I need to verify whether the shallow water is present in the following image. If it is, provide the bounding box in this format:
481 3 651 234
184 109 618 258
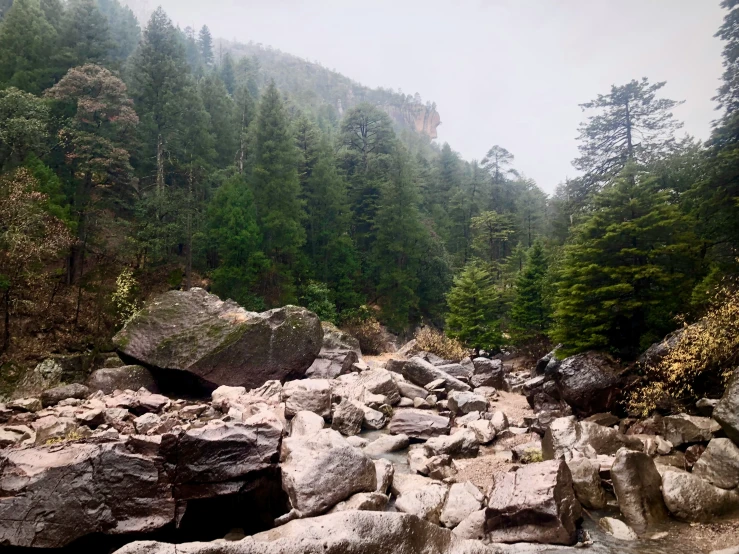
360 428 412 473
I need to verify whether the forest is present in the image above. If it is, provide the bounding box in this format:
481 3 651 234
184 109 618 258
1 0 739 403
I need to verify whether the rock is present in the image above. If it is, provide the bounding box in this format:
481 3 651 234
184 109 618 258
409 446 432 475
714 370 739 445
662 469 739 521
356 369 402 406
134 412 161 434
685 444 706 469
577 421 643 455
598 517 638 541
374 458 394 494
567 458 607 509
534 346 561 376
453 509 486 541
638 327 689 367
395 481 449 524
331 399 365 436
364 433 409 457
470 358 506 389
8 397 42 412
133 391 169 414
40 384 90 407
398 380 429 400
425 378 447 391
447 391 487 415
552 352 622 416
306 350 359 379
400 356 470 392
696 397 720 416
361 404 389 430
388 409 451 440
485 460 581 545
693 438 739 490
0 440 175 548
113 288 323 390
0 426 32 447
414 397 432 409
584 412 620 427
425 429 479 459
390 473 435 496
87 365 158 395
490 411 509 434
346 436 368 448
283 379 332 419
661 413 720 447
328 492 389 513
542 417 642 460
437 363 471 380
440 482 484 528
610 449 668 534
32 415 78 445
710 547 739 554
466 419 496 444
280 429 376 517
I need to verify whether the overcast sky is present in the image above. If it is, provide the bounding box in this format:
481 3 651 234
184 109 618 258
133 0 726 193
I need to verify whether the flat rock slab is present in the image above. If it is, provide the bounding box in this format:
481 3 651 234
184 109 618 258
113 288 322 390
388 409 451 439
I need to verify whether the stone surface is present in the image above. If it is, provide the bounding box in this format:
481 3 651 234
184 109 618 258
331 399 365 436
374 458 394 494
280 429 377 517
388 409 451 439
32 415 78 444
465 419 496 444
542 416 642 460
552 352 622 416
599 517 638 541
328 492 389 513
283 379 332 418
661 413 720 447
398 380 429 400
610 449 668 534
113 288 323 390
714 370 739 445
400 356 471 392
440 482 485 529
395 481 449 524
693 438 739 490
360 404 389 430
364 433 409 457
87 365 159 395
567 458 607 509
447 391 487 416
134 412 161 434
470 358 506 389
40 383 90 407
662 469 739 522
485 460 581 545
425 429 479 459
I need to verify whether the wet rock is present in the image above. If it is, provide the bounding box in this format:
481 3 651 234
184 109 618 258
610 449 668 534
441 482 485 529
714 370 739 445
447 391 487 415
328 491 389 513
485 460 581 545
40 384 90 407
552 352 623 416
374 458 394 494
424 429 479 459
567 458 607 509
661 413 720 447
661 469 739 521
113 288 322 390
395 481 449 524
87 365 158 395
470 358 506 389
693 438 739 490
400 356 471 392
280 429 376 517
283 379 332 419
331 398 365 436
364 433 409 457
388 409 451 439
599 517 638 541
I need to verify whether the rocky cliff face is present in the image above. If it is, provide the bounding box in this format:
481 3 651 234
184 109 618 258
381 103 442 139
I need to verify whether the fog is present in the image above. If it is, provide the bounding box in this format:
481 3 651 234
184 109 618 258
127 0 724 193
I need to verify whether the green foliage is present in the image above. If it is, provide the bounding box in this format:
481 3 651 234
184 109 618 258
446 262 504 352
198 25 214 67
0 87 49 169
301 281 338 324
510 241 551 342
96 0 140 62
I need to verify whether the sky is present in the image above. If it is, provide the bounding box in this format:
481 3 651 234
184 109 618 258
129 0 726 194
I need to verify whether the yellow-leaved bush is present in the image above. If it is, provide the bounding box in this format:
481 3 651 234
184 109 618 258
629 284 739 416
414 327 468 362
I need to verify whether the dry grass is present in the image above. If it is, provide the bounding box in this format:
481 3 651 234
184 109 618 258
414 327 468 362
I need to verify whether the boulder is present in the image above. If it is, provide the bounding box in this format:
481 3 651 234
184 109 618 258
398 380 429 400
534 346 561 376
7 397 42 412
693 438 739 490
305 350 359 379
360 404 389 430
395 481 449 524
638 326 688 367
283 379 332 418
661 469 739 522
661 413 720 447
567 458 607 509
440 482 485 529
134 413 161 434
87 365 159 395
598 517 638 541
542 417 641 460
40 383 90 407
437 363 471 380
714 370 739 445
280 429 377 517
0 426 32 447
485 460 581 545
331 399 365 436
374 458 394 494
610 449 668 534
364 433 409 457
113 288 322 390
447 391 487 415
388 409 451 440
470 358 506 389
465 419 496 444
356 369 402 406
552 352 622 416
424 429 479 459
32 415 78 445
328 492 389 513
400 357 470 392
290 410 325 437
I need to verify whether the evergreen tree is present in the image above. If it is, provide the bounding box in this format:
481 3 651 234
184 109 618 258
198 25 214 67
250 81 305 304
220 51 236 95
0 87 50 170
510 241 550 341
482 144 518 213
552 166 701 358
233 84 255 174
183 26 201 72
198 74 236 167
446 262 504 352
61 0 112 66
97 0 140 62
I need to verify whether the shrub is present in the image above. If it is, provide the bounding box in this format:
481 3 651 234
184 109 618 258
628 283 739 416
342 306 388 355
415 327 467 362
520 448 543 464
111 268 140 325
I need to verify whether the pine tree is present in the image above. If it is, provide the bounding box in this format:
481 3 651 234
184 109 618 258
233 84 255 174
250 81 305 304
446 262 504 352
198 74 236 167
552 165 701 358
510 241 550 341
183 26 201 72
198 25 214 67
61 0 112 66
97 0 140 61
220 51 236 95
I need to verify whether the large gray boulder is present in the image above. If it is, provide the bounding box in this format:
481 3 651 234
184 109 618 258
87 365 158 395
280 429 377 517
610 449 668 534
113 288 323 390
305 323 361 379
662 469 739 522
40 383 90 407
398 357 471 392
388 409 451 439
485 460 581 545
567 458 607 509
552 351 623 416
113 512 492 554
283 379 332 419
661 413 720 447
714 370 739 445
693 438 739 490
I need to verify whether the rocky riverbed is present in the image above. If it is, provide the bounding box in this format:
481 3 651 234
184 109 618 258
1 288 738 554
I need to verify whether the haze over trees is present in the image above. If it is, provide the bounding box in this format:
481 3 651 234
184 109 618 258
0 0 738 375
